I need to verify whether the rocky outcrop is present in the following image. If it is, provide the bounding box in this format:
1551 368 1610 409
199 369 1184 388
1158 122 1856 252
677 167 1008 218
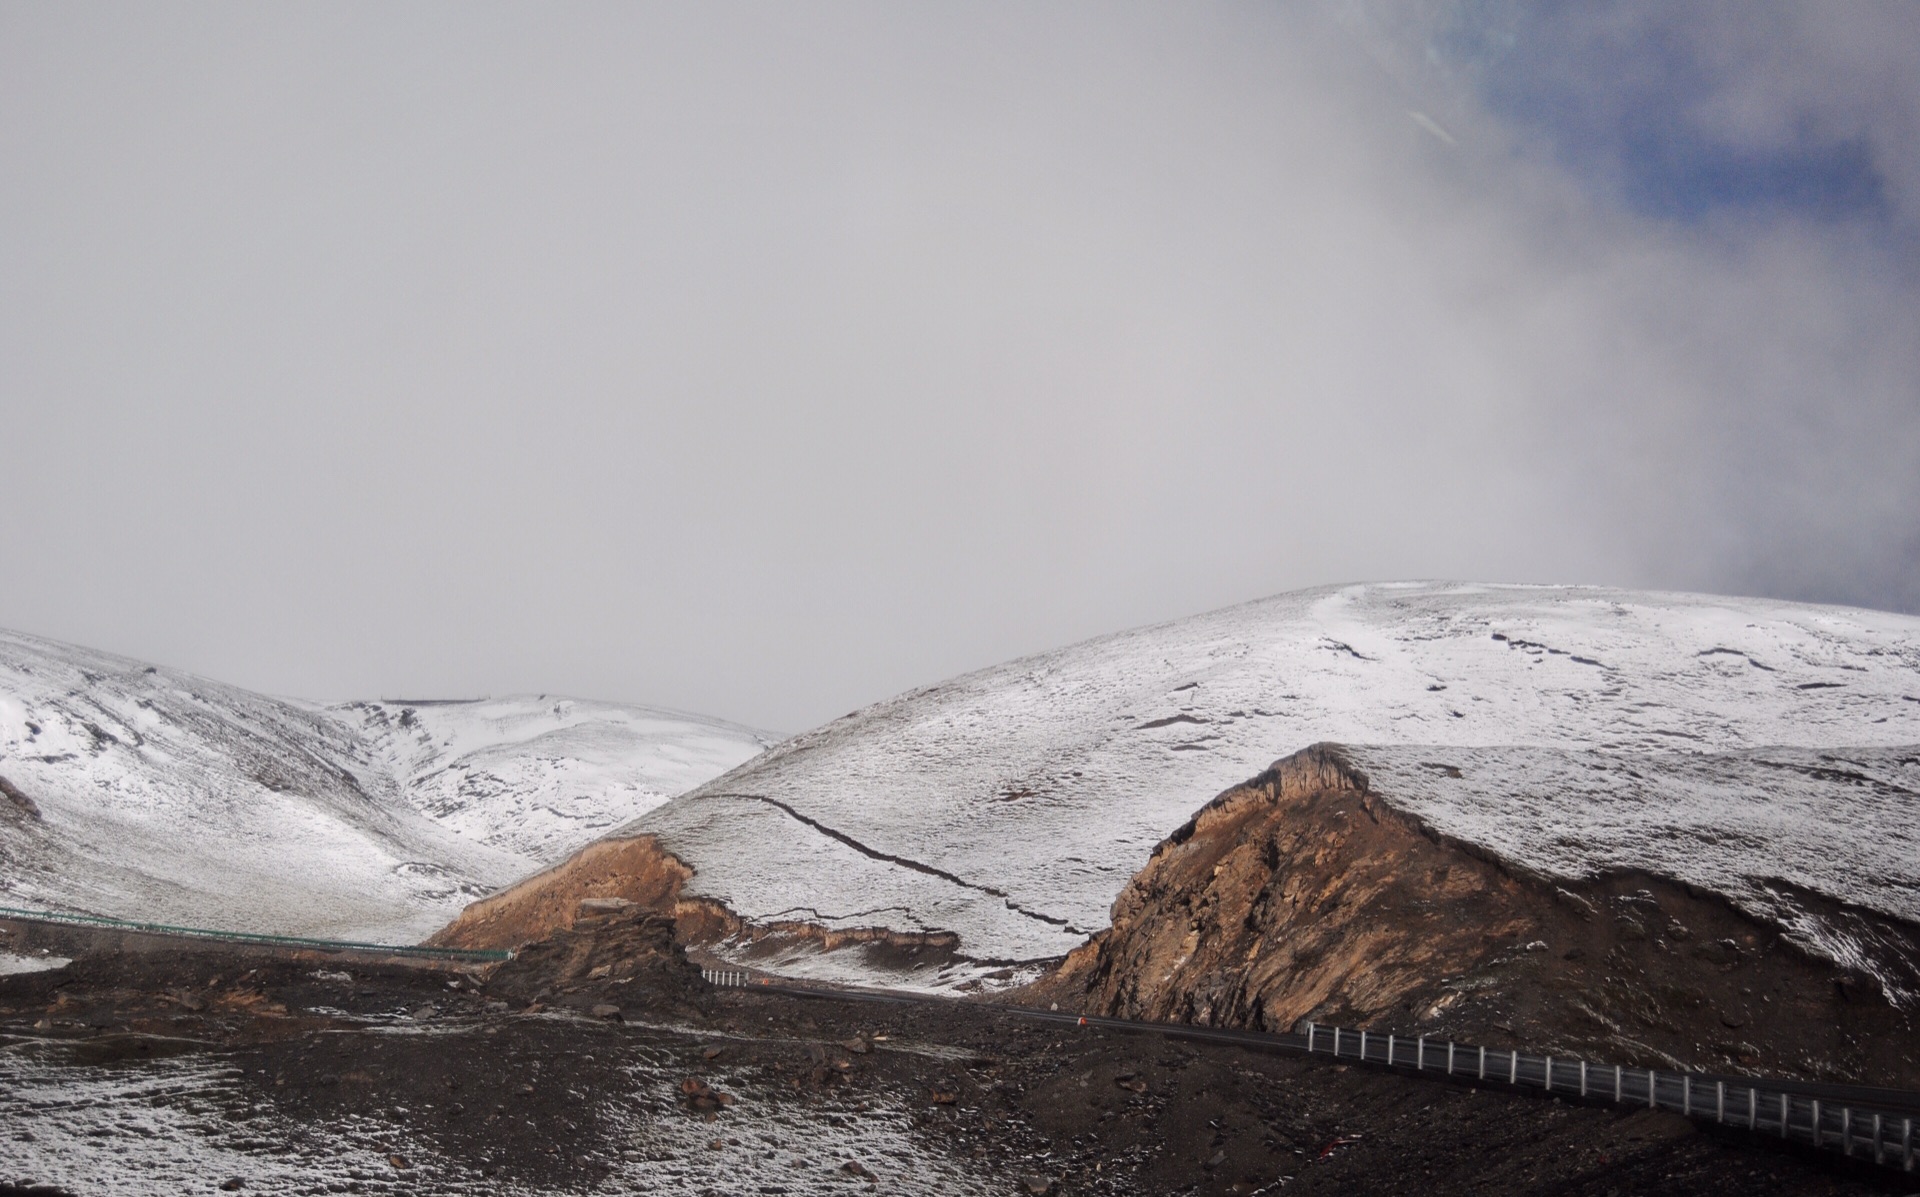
0 775 40 820
429 833 968 974
1039 744 1920 1089
484 902 709 1016
428 836 732 949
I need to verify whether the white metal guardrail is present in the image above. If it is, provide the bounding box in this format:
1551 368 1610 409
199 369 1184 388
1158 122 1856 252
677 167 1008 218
700 968 753 988
1301 1020 1916 1172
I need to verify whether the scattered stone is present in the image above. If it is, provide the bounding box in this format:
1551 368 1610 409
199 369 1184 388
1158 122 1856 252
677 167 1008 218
701 1044 726 1060
839 1036 871 1055
591 1003 623 1022
931 1089 957 1105
841 1159 875 1180
680 1076 735 1114
577 897 637 915
1018 1178 1057 1195
218 1179 244 1191
386 1153 410 1170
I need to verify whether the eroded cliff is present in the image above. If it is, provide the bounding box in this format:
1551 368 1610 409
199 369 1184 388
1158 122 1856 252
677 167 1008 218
1039 745 1920 1089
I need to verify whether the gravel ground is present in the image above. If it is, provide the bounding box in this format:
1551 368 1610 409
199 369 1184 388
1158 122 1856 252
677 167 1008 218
0 933 1904 1196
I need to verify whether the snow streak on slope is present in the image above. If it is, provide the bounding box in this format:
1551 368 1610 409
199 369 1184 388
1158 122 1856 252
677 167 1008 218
626 584 1920 978
0 631 769 942
335 698 774 865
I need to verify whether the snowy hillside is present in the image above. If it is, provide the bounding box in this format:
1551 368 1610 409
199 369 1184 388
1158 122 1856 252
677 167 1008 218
0 630 770 942
624 583 1920 980
334 697 776 865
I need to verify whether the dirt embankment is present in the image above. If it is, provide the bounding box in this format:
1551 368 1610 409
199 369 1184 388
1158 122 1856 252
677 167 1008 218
428 836 732 950
429 834 963 971
1038 744 1920 1090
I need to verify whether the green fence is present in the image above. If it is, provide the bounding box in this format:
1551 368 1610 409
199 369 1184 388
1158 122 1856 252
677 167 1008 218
0 905 511 963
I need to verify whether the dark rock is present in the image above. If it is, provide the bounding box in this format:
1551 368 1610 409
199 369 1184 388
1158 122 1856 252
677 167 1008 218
0 774 41 820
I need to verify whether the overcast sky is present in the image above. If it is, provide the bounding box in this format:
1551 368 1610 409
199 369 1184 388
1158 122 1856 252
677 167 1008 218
3 2 1917 732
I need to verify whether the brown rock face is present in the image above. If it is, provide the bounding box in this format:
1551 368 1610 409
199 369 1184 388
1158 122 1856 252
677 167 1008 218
430 833 966 972
429 836 737 951
0 775 40 820
1043 744 1920 1088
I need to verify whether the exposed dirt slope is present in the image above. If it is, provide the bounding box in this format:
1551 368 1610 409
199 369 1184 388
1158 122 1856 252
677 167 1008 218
426 836 727 950
430 835 967 979
1040 745 1920 1090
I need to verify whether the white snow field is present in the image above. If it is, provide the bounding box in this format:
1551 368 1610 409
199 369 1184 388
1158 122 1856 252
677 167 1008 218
0 630 771 942
627 583 1920 987
332 697 778 867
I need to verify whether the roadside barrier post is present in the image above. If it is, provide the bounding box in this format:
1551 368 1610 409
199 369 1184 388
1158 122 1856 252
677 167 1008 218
1545 1056 1553 1093
1716 1081 1725 1124
1509 1050 1518 1085
1811 1099 1822 1147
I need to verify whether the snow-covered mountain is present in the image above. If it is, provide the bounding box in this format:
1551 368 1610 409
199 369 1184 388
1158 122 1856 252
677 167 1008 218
610 583 1920 984
333 697 778 866
0 630 771 942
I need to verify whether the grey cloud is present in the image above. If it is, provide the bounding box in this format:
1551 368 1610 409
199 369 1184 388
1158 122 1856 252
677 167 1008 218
0 2 1914 730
